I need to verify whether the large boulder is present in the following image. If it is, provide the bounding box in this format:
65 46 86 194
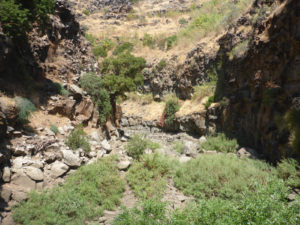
182 141 198 158
48 98 76 119
117 160 131 171
0 96 18 122
74 97 94 124
2 166 11 182
61 150 81 167
24 166 44 181
50 161 69 178
11 172 36 191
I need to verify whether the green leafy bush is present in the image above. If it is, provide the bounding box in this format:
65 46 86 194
85 33 96 45
157 59 166 71
143 33 155 48
205 95 215 108
164 99 180 127
53 82 69 96
0 0 55 38
113 199 168 225
113 42 134 55
80 73 112 124
14 97 36 124
173 140 184 154
101 38 115 51
101 52 146 120
192 83 215 102
171 181 299 225
66 125 91 152
277 158 300 188
126 153 175 199
166 35 177 50
0 0 30 38
116 157 300 225
179 18 188 26
83 9 91 16
126 135 160 160
200 133 238 153
34 0 56 25
93 45 107 58
50 124 58 135
174 154 275 199
13 157 125 225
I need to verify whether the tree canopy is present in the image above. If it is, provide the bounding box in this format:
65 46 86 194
0 0 55 38
101 52 146 97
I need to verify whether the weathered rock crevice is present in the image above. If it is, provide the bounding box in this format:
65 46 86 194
214 0 300 161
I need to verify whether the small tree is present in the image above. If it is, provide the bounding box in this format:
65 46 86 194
66 125 91 152
0 0 55 38
80 73 112 124
101 52 146 122
0 0 30 38
164 99 180 127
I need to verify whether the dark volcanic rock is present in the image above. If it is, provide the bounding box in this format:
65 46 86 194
216 0 300 161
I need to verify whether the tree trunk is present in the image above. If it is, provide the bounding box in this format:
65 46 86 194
110 93 117 124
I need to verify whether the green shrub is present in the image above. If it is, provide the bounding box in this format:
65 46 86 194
14 97 36 124
50 124 58 135
179 18 188 26
174 154 275 199
127 153 175 200
101 53 146 115
85 33 96 45
166 35 177 50
93 45 107 58
205 95 215 108
192 83 215 102
113 199 168 225
53 82 69 96
34 0 56 25
0 0 55 38
164 99 180 127
0 0 30 38
115 182 300 225
170 181 299 225
277 158 300 188
173 140 184 154
80 73 112 124
66 125 91 152
13 157 125 225
143 33 155 48
113 42 134 55
83 9 91 16
200 133 238 153
101 38 115 51
157 59 166 71
126 135 160 160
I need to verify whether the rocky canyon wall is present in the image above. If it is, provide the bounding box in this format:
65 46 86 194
215 0 300 162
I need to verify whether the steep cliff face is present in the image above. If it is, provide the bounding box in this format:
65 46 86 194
0 0 97 96
216 0 300 161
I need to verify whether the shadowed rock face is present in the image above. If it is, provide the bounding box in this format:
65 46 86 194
0 0 97 96
216 0 300 162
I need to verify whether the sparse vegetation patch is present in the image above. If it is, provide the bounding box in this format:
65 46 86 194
127 153 175 200
13 157 125 225
66 125 91 152
200 133 238 153
14 97 36 124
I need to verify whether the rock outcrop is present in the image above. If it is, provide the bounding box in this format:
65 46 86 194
0 0 97 95
215 0 300 161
